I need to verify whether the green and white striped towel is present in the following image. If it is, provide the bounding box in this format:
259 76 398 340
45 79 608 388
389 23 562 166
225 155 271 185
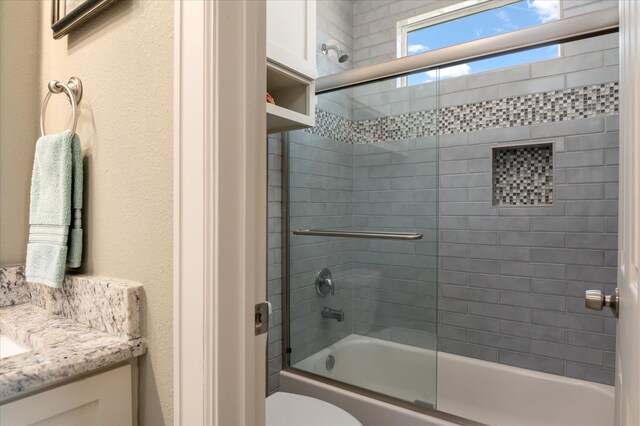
25 130 83 287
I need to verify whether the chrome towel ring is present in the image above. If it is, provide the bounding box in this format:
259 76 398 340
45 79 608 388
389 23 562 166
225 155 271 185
40 77 83 137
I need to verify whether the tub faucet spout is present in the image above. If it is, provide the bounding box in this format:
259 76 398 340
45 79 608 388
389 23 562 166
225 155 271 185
321 307 345 322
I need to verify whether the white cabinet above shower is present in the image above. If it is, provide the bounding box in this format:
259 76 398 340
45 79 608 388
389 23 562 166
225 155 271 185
267 0 316 79
266 0 316 133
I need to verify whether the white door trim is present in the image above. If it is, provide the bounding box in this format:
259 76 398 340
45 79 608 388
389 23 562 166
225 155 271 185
615 2 640 425
173 1 267 425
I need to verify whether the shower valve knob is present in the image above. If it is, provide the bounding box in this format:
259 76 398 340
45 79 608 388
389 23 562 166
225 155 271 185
315 268 334 297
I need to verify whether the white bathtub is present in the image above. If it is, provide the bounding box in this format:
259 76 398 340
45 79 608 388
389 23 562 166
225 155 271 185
287 334 614 426
295 334 437 407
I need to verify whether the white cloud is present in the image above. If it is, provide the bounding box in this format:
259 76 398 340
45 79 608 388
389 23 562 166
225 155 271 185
527 0 560 23
497 10 511 23
424 63 472 80
496 10 518 30
408 44 429 54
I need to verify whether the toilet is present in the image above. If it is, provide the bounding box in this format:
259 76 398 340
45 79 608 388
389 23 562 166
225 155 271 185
266 392 362 426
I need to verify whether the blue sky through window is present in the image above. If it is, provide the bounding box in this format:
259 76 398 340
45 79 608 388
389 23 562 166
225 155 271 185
406 0 560 85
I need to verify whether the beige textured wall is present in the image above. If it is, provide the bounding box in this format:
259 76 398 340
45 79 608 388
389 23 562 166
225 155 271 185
0 1 40 265
36 1 173 424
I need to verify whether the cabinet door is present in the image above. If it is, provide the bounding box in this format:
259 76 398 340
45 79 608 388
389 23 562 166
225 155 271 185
267 0 316 79
0 365 133 426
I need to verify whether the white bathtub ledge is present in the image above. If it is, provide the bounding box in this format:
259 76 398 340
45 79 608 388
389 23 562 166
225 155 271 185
280 370 460 426
437 351 614 426
285 334 614 426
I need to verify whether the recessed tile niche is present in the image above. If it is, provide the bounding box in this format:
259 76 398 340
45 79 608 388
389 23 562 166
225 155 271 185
492 142 554 206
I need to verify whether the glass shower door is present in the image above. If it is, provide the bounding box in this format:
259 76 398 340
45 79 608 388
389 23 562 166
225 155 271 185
285 71 439 408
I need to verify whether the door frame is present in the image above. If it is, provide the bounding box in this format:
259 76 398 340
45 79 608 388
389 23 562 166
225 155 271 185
615 1 640 424
173 1 267 425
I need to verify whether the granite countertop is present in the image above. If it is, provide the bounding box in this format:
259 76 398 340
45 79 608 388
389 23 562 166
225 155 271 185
0 267 146 401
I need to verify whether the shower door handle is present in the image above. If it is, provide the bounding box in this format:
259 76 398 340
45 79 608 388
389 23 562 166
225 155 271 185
585 288 619 318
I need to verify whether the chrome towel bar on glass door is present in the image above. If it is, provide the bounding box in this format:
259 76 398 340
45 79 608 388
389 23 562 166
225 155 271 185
293 229 423 240
40 77 83 137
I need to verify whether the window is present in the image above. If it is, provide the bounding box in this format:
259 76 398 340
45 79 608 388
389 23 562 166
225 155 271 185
398 0 561 86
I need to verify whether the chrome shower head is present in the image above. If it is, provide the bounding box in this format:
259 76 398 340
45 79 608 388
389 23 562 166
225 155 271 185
321 43 349 63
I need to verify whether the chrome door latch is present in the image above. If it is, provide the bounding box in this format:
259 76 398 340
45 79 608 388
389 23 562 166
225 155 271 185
255 301 271 335
585 288 619 318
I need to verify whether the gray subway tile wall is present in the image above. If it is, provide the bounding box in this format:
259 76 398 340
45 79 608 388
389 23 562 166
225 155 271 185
288 129 355 367
351 135 439 350
267 133 283 394
438 120 618 385
316 0 354 122
266 0 619 395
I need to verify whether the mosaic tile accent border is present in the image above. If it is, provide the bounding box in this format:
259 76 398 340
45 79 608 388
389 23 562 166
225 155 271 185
307 109 353 144
440 83 618 135
306 83 619 144
492 143 554 206
352 109 438 143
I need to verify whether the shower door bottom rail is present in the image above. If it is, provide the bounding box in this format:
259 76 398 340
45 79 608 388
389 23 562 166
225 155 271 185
293 229 423 240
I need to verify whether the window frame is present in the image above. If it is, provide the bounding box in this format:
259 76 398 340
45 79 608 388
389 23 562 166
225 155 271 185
396 0 561 87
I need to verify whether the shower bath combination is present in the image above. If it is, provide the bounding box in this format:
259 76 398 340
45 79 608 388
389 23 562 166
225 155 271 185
273 3 623 425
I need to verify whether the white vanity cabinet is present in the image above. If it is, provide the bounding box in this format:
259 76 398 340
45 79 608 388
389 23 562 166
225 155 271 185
0 364 135 426
266 0 316 133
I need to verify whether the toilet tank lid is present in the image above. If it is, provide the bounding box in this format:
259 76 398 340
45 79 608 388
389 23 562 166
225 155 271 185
266 392 362 426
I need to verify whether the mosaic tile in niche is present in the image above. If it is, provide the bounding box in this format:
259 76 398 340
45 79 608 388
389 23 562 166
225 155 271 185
492 143 554 206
